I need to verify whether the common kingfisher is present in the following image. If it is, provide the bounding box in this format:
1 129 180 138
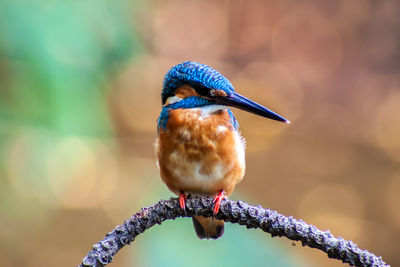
155 61 289 239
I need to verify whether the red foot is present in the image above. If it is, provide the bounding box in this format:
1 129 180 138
179 191 187 211
213 190 225 215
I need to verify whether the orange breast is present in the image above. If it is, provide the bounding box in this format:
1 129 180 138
155 108 245 196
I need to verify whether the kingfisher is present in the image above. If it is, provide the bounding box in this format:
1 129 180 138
155 61 289 239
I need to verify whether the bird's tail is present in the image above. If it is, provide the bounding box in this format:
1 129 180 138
192 216 224 239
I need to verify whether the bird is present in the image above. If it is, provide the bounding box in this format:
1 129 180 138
155 61 289 239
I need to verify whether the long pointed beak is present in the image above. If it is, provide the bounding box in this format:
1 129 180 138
215 91 290 124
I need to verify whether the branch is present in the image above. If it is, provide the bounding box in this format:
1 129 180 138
79 197 389 267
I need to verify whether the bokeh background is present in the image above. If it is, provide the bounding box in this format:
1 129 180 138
0 0 399 266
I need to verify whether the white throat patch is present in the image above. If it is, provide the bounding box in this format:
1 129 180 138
197 105 227 117
165 96 182 105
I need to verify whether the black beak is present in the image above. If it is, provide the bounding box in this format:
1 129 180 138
215 91 290 124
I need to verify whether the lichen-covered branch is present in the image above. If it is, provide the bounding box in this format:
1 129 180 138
79 197 389 267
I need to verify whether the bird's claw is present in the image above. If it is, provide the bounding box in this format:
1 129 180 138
213 190 225 216
179 191 187 212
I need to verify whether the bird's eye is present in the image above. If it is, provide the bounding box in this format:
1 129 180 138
191 84 227 98
192 84 210 97
209 89 228 98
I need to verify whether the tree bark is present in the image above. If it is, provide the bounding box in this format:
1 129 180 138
79 197 389 267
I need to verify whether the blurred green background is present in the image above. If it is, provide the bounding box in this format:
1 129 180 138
0 0 399 266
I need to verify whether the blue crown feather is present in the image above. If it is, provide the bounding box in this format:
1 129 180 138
162 61 235 104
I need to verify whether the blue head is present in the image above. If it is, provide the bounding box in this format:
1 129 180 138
162 61 235 105
158 61 289 131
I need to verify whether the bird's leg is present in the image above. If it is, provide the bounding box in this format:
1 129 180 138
179 191 187 212
212 190 225 216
